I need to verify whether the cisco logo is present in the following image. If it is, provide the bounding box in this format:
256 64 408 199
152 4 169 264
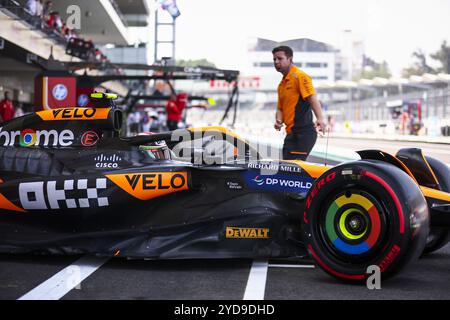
52 84 68 101
95 154 122 168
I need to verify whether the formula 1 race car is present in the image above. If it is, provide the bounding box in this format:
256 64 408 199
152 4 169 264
0 93 449 282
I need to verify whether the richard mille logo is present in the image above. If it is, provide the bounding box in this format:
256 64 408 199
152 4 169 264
95 154 122 168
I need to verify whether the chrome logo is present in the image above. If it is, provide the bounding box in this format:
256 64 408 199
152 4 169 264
20 129 36 147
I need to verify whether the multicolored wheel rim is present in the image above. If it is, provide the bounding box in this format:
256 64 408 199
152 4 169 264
323 191 382 256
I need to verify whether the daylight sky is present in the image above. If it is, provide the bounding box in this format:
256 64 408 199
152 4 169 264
169 0 450 77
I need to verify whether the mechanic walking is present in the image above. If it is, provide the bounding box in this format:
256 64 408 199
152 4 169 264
273 46 326 160
166 93 187 131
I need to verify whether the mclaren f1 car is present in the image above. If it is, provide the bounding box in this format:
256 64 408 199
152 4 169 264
0 93 449 282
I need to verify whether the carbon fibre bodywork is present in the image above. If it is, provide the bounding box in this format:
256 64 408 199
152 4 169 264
0 107 449 264
0 108 323 259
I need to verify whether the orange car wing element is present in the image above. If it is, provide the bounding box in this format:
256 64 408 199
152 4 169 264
283 160 329 178
421 186 450 202
106 172 189 201
0 193 26 212
37 108 110 121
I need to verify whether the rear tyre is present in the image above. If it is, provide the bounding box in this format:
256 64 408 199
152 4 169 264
303 161 429 282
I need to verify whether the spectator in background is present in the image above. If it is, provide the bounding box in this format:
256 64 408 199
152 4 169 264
64 27 73 41
158 109 167 131
153 81 165 97
42 1 52 20
36 0 44 18
327 115 335 133
46 11 55 28
166 94 182 131
53 11 63 32
142 112 151 133
0 92 15 122
142 111 160 133
25 0 38 16
149 111 160 132
127 111 136 135
400 109 409 135
141 111 160 133
14 103 24 118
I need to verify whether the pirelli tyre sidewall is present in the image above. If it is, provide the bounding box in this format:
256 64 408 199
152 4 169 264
303 160 429 282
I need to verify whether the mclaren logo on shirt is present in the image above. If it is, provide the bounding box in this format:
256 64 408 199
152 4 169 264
226 227 269 239
106 172 189 200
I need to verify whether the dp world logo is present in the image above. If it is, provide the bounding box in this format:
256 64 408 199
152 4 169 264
77 94 89 107
52 84 68 101
252 175 265 186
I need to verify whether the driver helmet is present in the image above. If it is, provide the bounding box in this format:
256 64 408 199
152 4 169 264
137 133 171 160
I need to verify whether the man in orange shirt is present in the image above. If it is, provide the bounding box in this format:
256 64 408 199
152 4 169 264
0 91 15 123
273 46 326 160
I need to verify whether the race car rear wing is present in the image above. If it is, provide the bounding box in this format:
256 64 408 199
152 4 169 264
0 107 122 148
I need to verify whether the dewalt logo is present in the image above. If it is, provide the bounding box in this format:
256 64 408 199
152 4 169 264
226 227 269 239
106 172 188 200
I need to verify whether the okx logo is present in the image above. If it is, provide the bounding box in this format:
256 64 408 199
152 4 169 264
106 172 189 200
19 178 109 210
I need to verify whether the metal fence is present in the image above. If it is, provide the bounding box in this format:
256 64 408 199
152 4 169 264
325 86 450 122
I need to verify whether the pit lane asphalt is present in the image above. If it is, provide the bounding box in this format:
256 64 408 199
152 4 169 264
0 243 449 300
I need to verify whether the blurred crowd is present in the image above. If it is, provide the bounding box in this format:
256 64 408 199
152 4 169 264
23 0 110 63
126 92 190 135
25 0 78 40
0 91 25 123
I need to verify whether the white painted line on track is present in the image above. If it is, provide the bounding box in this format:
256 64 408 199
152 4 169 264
243 260 268 300
19 255 109 300
268 264 315 269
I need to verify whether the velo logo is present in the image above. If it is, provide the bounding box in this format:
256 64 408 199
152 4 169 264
106 172 189 200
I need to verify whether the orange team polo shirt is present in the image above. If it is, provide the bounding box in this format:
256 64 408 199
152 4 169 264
277 65 316 134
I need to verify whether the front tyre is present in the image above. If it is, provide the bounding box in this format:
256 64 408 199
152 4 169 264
303 161 429 282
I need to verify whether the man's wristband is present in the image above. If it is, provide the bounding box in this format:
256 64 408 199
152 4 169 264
276 120 283 124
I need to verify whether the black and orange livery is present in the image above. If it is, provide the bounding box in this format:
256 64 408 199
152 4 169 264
0 98 449 282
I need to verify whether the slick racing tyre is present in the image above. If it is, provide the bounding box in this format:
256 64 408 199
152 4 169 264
422 156 450 255
303 161 429 282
